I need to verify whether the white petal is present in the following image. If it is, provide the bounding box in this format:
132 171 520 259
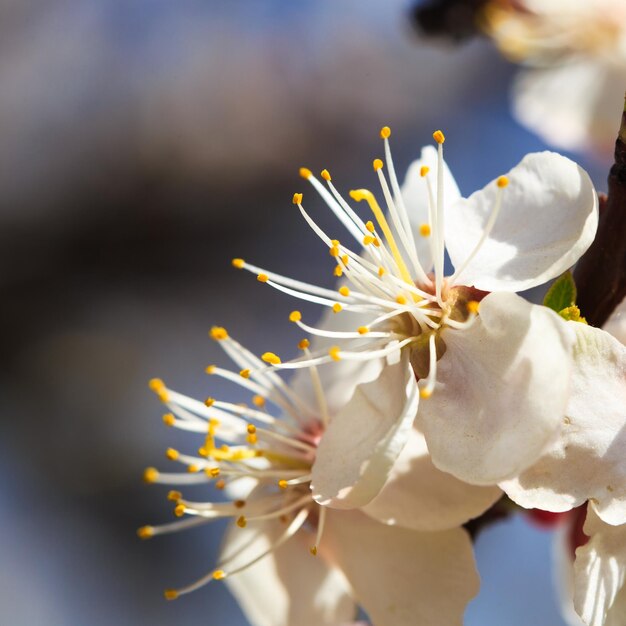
554 516 586 626
288 304 384 416
322 509 479 626
311 353 418 508
222 518 356 626
513 61 624 155
574 507 626 626
445 151 598 292
400 145 461 271
502 323 626 525
420 292 574 484
604 295 626 346
363 427 502 531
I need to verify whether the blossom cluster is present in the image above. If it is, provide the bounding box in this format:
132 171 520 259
139 126 626 626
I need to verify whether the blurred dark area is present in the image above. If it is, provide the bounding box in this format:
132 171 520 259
0 2 604 625
410 0 488 42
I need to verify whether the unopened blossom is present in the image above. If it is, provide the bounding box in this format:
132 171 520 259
482 0 626 154
234 127 598 487
139 327 484 626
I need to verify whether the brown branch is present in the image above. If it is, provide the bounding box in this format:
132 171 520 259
574 96 626 327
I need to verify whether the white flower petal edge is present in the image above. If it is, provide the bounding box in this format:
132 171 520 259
221 517 356 626
603 295 626 346
400 144 461 272
501 323 626 525
445 151 598 292
554 517 586 626
574 508 626 626
322 509 479 626
419 291 575 485
311 351 419 509
362 427 502 531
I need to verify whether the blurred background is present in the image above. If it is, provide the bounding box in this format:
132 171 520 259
0 1 611 625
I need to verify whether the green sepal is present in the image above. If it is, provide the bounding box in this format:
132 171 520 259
544 271 577 313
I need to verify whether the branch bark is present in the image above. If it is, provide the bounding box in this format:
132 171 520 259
574 96 626 327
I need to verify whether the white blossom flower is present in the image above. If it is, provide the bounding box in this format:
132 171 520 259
546 298 626 626
482 0 626 154
500 321 626 526
139 327 483 626
233 127 597 486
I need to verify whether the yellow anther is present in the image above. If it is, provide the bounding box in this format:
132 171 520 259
334 265 343 277
212 570 226 580
165 448 179 461
215 479 226 490
174 504 185 517
329 346 341 361
300 167 312 179
231 258 245 269
396 295 408 305
497 175 509 188
137 525 154 540
210 326 229 341
164 589 179 601
331 239 340 246
198 446 208 457
162 413 175 427
278 479 288 489
365 220 375 233
433 130 445 144
357 326 369 335
419 223 431 237
320 169 331 181
234 500 246 509
378 266 386 277
143 467 159 484
257 273 269 283
372 238 380 247
289 310 302 323
261 352 281 365
149 378 164 391
208 467 221 478
187 464 199 473
373 158 383 171
298 338 310 350
329 246 339 258
380 126 391 139
339 286 350 297
149 378 169 403
240 369 251 379
309 546 318 556
204 397 215 407
167 490 182 501
332 303 342 313
247 424 257 434
247 433 258 445
205 365 216 375
467 300 480 315
341 254 349 265
236 516 247 528
420 165 430 177
252 395 266 407
362 235 375 246
420 388 433 399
